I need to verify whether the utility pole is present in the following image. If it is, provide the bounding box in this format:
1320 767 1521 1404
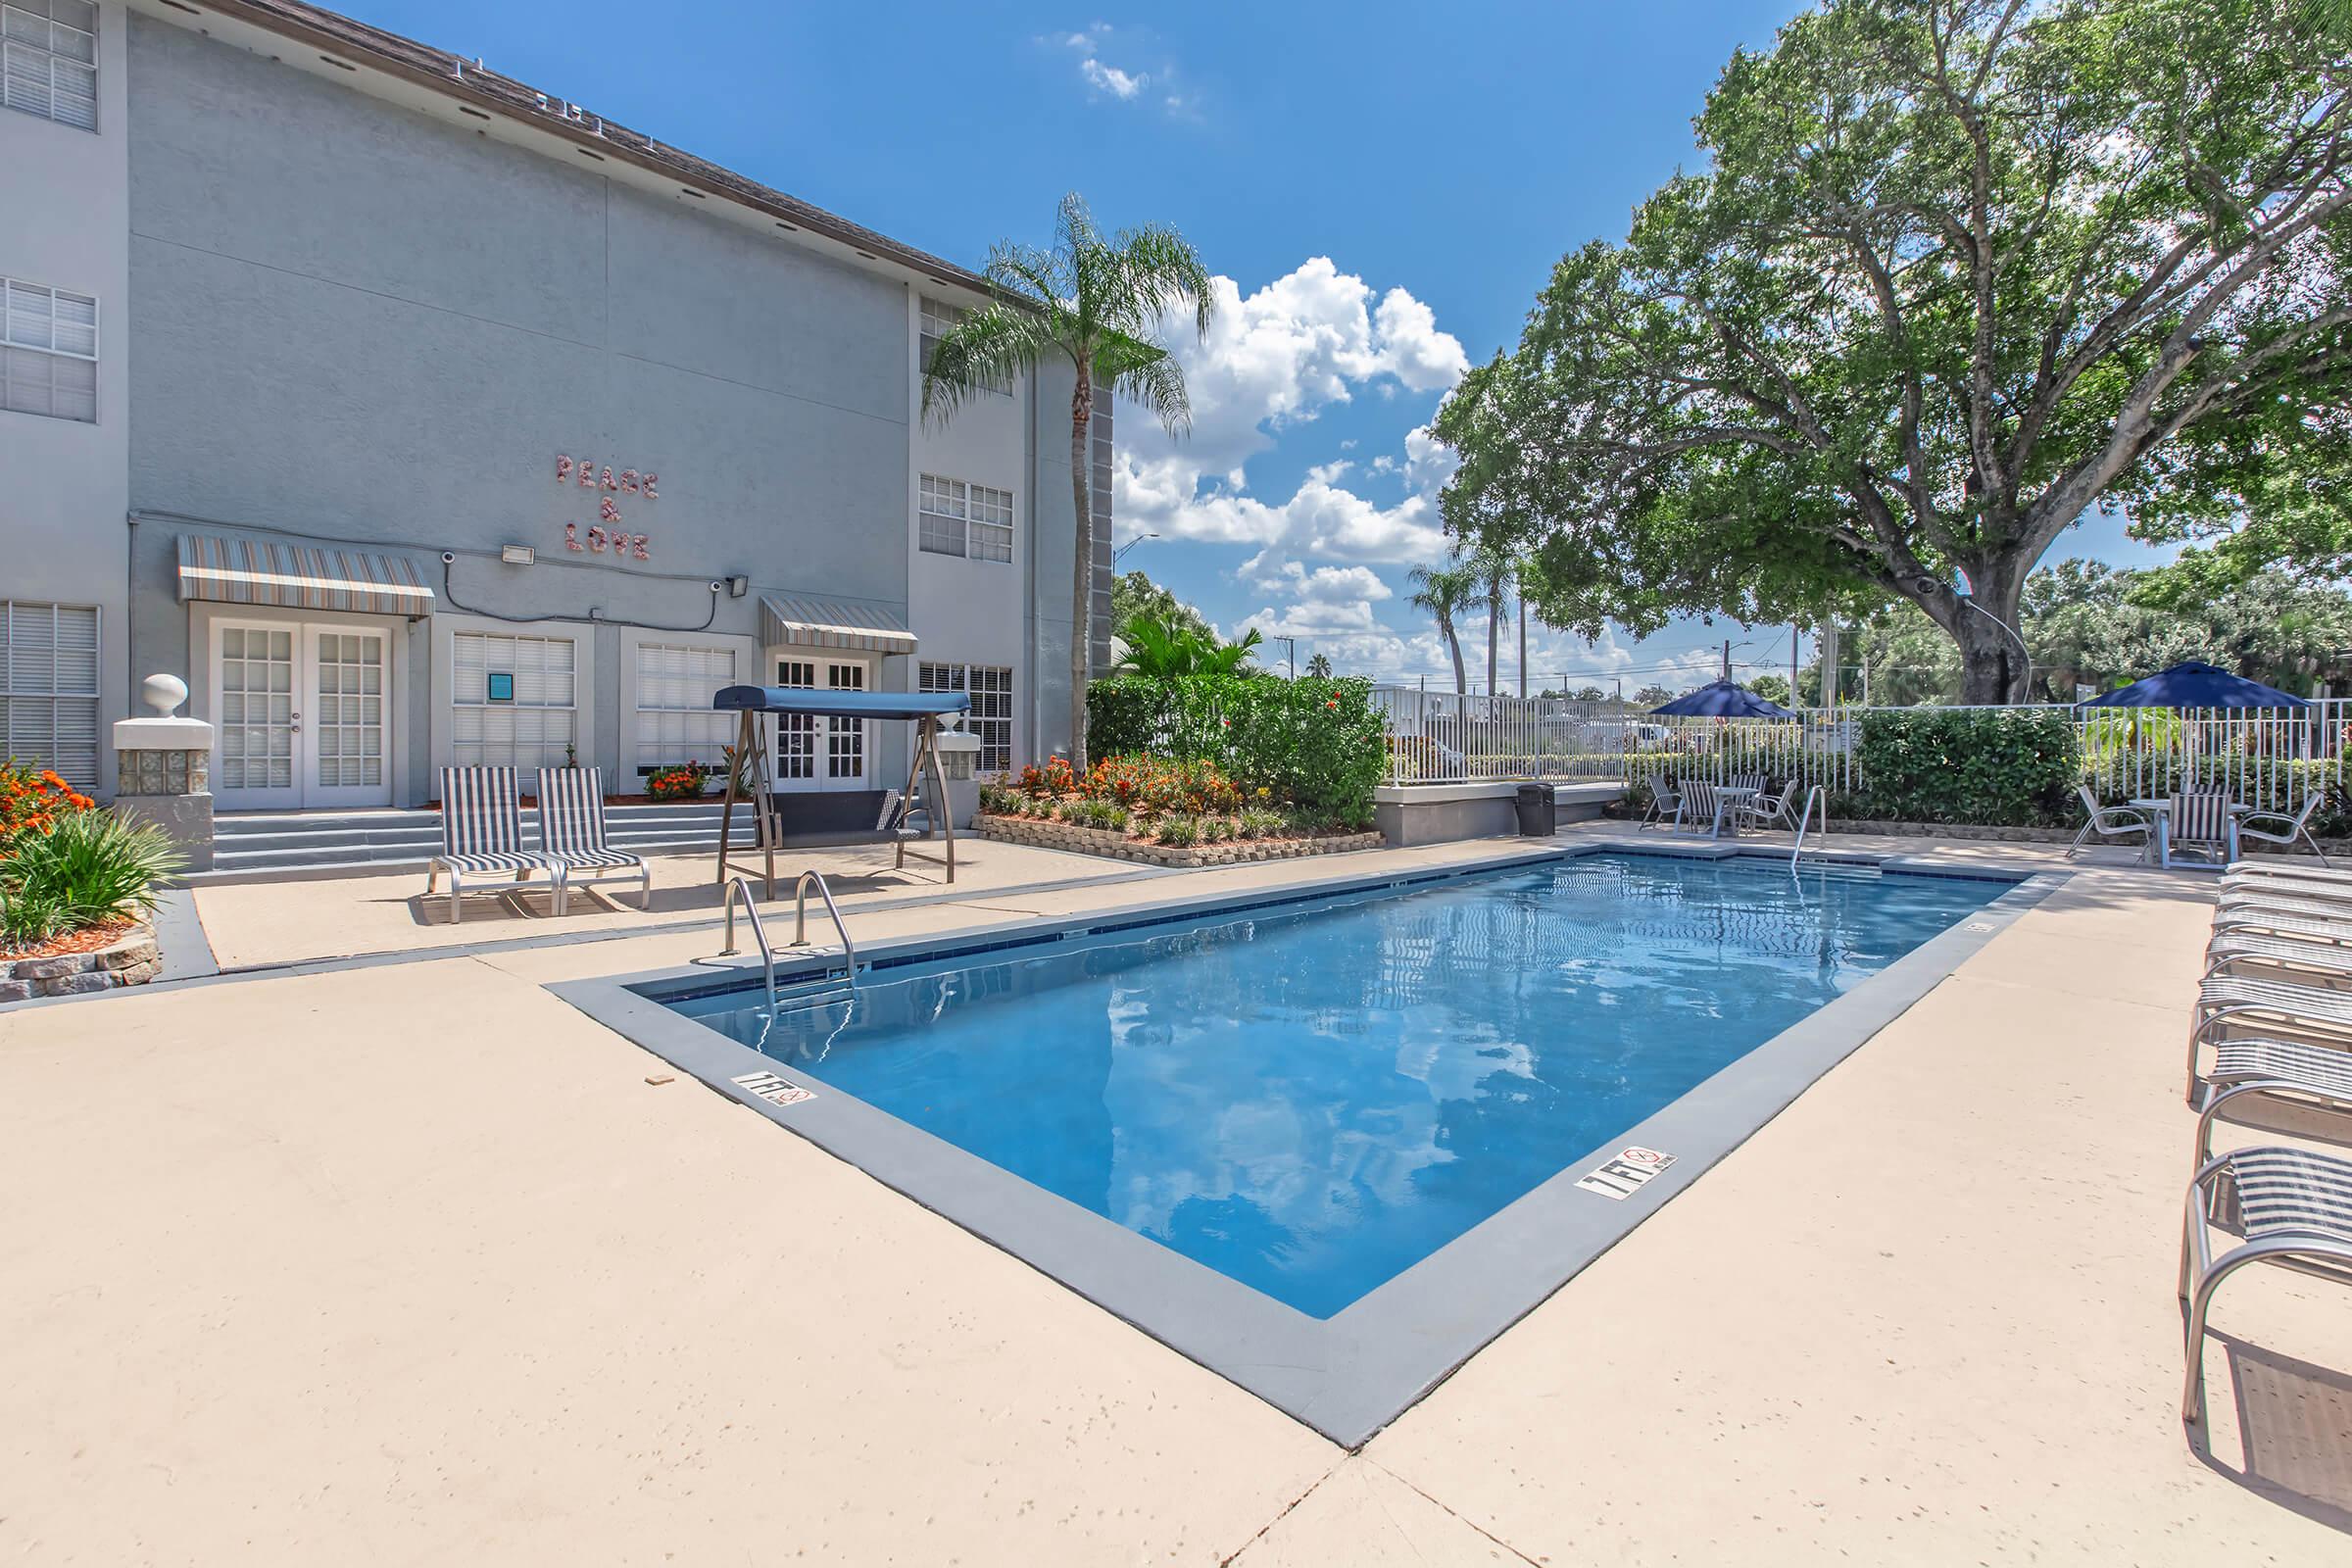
1821 622 1840 706
1721 639 1732 681
1790 626 1800 702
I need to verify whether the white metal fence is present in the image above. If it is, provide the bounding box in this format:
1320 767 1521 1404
1373 686 2352 815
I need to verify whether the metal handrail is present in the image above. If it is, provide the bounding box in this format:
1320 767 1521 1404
791 869 859 994
718 874 778 1014
1790 784 1829 868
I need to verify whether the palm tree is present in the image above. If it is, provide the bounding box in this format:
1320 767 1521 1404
921 193 1213 768
1467 543 1514 700
1305 652 1334 679
1407 562 1476 696
1113 612 1263 678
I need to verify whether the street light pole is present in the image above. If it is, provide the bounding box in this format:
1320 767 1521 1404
1111 532 1161 567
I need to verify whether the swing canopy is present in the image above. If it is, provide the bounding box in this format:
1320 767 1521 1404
711 685 970 719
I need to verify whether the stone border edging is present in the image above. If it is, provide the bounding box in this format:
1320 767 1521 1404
0 923 162 1001
975 812 1383 867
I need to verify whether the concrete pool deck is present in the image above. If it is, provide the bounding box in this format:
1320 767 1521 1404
3 826 2347 1563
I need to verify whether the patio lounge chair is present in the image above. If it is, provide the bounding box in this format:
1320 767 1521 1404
2234 795 2328 867
1639 773 1681 830
2189 973 2352 1093
2168 791 2237 865
2221 859 2352 893
2210 897 2352 940
2193 1038 2352 1165
2203 931 2352 985
2066 786 2151 860
426 765 564 924
536 766 650 914
2180 1144 2352 1423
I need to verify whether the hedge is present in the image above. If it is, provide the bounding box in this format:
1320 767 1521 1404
1848 708 2082 827
1088 675 1387 822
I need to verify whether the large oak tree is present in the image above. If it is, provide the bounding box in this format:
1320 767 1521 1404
1436 0 2352 702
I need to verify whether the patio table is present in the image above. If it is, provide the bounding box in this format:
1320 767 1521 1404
1708 785 1760 840
2130 798 2245 870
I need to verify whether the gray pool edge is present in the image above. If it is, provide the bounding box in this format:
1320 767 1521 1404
548 839 2064 1448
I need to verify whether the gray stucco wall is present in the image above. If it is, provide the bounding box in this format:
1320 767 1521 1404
123 15 929 800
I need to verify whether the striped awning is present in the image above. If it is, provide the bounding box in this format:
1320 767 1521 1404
176 534 435 617
759 593 916 656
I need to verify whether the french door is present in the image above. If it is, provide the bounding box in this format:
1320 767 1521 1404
772 656 870 792
214 621 393 810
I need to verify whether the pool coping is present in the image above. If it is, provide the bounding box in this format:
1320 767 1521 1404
548 838 2065 1448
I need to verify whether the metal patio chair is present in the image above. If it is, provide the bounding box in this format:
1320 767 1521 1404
2233 795 2330 866
1676 778 1725 838
2203 931 2352 986
1639 773 1681 830
425 765 564 923
2180 1144 2352 1424
2222 859 2352 894
536 766 650 913
1729 779 1798 835
2066 785 2151 860
2168 791 2238 866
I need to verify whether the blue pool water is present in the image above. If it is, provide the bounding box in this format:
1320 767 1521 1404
668 854 2004 1317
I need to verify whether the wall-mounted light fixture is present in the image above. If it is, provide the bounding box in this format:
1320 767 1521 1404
500 544 536 565
725 574 749 598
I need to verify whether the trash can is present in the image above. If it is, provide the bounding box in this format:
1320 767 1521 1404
1515 782 1556 836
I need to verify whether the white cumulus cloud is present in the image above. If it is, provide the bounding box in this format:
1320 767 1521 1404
1079 57 1148 99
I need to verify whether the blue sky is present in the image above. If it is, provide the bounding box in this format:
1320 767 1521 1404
352 0 2176 693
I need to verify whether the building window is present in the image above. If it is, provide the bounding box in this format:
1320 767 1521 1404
918 297 1007 395
2 275 97 423
0 600 98 790
826 662 865 778
918 661 1013 773
2 0 96 131
452 631 575 773
774 658 815 780
917 473 1014 564
633 641 736 774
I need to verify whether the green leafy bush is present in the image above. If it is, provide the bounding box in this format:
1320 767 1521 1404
1849 709 2082 826
1087 675 1386 818
0 808 185 949
1154 812 1202 847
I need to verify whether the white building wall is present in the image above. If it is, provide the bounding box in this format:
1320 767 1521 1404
906 293 1033 770
1 0 130 793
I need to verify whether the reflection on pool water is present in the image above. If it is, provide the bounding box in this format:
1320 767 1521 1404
665 854 2005 1317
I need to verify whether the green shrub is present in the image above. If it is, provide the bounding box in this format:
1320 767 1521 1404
1087 676 1386 818
1849 709 2082 826
0 808 185 949
1155 812 1201 847
1238 807 1286 838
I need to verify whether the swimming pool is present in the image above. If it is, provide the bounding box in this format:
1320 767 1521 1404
562 844 2047 1444
665 853 2006 1317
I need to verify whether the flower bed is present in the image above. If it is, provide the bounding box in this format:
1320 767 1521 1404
977 752 1382 866
1 762 182 993
976 812 1382 868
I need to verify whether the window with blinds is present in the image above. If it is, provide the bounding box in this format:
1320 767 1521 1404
917 661 1013 772
2 275 97 423
633 642 735 772
0 600 100 790
917 474 1014 564
917 298 1008 395
451 631 575 772
3 0 97 132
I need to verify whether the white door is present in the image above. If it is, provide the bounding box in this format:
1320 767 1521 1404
769 656 870 793
821 659 869 792
213 621 392 810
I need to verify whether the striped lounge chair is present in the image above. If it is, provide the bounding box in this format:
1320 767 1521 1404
426 765 563 923
536 767 650 913
2180 1144 2352 1423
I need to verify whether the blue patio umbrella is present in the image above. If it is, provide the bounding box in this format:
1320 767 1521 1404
2075 661 2311 710
1649 679 1797 718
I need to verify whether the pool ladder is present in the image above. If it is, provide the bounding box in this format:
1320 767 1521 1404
719 872 860 1016
1789 784 1829 869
